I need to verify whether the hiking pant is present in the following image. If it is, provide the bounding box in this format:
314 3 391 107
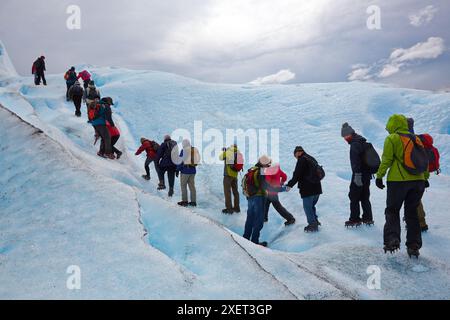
264 194 294 222
417 201 428 228
384 181 425 249
83 80 89 90
223 176 240 211
73 95 82 115
180 173 196 203
93 125 112 155
144 158 158 178
349 180 373 221
35 71 46 85
302 194 320 226
159 167 176 190
243 195 265 244
111 135 121 155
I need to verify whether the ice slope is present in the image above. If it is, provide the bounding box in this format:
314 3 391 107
0 41 18 80
1 43 450 299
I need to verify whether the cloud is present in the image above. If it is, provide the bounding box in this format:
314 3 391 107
250 69 295 85
348 37 446 81
409 5 438 27
347 65 372 81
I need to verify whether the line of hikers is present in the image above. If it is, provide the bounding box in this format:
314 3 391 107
40 58 441 259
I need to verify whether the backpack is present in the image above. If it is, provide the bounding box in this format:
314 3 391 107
398 133 429 175
242 167 260 198
230 151 244 172
64 71 69 80
186 147 201 167
163 140 177 163
87 88 99 100
363 142 381 174
151 141 160 152
304 154 325 184
419 134 440 174
88 103 104 121
71 85 83 96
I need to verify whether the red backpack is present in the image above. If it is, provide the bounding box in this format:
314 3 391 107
230 151 244 172
88 103 103 121
241 167 260 197
419 134 440 174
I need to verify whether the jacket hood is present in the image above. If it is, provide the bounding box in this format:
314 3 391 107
386 114 409 134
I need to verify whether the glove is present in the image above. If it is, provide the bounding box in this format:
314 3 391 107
175 171 179 178
425 180 430 188
376 178 385 190
353 173 363 187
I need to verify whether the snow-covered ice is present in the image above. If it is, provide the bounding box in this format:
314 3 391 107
1 42 449 299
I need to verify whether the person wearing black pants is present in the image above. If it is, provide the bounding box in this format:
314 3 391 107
341 123 373 226
384 181 425 250
264 195 295 223
33 56 47 85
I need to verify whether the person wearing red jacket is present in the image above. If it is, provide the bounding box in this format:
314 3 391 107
77 70 91 89
264 164 296 226
106 121 122 159
135 138 158 180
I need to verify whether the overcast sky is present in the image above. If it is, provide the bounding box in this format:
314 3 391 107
0 0 449 90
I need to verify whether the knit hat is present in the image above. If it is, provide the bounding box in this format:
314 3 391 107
293 146 304 154
164 134 171 141
140 137 147 144
341 123 355 137
258 155 272 166
70 66 75 71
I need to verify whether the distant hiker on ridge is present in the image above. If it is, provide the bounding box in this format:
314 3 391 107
32 56 46 86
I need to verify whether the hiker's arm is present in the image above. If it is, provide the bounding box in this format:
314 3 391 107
105 107 115 127
350 142 363 173
376 137 394 179
135 145 144 156
287 160 302 188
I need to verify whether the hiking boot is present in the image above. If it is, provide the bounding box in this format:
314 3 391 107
116 151 123 159
75 111 81 117
106 153 116 160
264 217 269 223
407 245 420 259
177 201 188 207
233 208 241 213
304 224 319 233
258 241 268 247
362 219 375 226
383 239 400 254
345 220 362 228
142 175 150 181
421 225 429 232
284 218 296 226
97 152 106 158
222 209 234 214
168 188 174 197
188 202 197 207
316 219 322 226
157 184 166 190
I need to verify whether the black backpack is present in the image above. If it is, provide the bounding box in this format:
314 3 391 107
304 154 325 184
71 85 83 96
363 142 381 174
87 88 99 100
164 140 177 163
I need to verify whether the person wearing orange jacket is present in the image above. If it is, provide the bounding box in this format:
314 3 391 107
263 164 296 226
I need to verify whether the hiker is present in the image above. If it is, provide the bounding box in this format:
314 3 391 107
64 67 78 101
263 163 296 226
87 101 114 159
219 144 243 214
376 114 429 258
176 139 200 207
156 135 178 197
407 117 430 232
77 70 92 90
341 123 375 227
135 138 159 180
32 56 46 86
83 81 101 110
67 80 84 117
286 146 324 232
242 155 273 247
106 120 122 159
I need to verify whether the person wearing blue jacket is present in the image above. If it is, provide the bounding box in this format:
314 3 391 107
156 135 178 196
177 139 200 207
88 101 114 159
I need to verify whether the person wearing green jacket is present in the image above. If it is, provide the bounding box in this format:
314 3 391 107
376 114 428 258
219 144 241 214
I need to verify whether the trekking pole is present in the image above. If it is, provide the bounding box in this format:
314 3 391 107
94 135 99 145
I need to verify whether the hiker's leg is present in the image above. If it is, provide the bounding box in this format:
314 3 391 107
180 174 189 202
404 182 425 249
223 176 232 210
